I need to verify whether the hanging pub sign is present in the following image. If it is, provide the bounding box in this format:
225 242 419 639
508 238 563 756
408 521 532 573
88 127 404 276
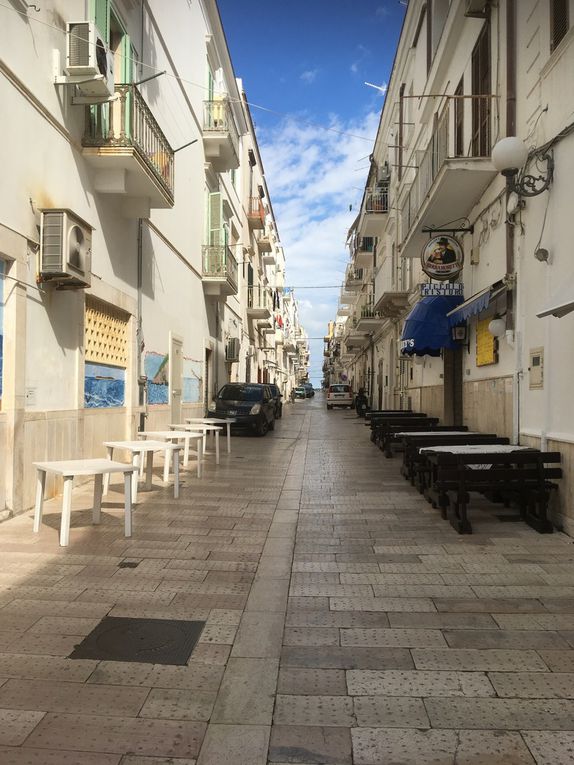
421 235 464 281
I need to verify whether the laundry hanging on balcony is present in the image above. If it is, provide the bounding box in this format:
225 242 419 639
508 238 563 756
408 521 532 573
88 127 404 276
400 295 464 357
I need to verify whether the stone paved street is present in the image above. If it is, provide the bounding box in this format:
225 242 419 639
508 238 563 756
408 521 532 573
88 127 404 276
2 396 574 763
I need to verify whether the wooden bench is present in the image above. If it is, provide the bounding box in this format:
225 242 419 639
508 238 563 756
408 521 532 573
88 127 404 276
369 414 433 446
422 448 562 534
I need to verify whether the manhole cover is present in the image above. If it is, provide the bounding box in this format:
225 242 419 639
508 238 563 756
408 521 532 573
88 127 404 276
69 617 205 665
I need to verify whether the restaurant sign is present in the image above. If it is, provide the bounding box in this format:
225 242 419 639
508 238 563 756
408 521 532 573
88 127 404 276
420 282 464 297
421 235 464 281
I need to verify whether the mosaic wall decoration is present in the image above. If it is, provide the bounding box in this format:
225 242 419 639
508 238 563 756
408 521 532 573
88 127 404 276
145 351 169 405
84 362 125 408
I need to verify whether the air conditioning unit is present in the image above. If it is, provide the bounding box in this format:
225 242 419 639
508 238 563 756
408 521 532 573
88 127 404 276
225 337 240 362
39 209 92 288
464 0 489 17
65 21 114 98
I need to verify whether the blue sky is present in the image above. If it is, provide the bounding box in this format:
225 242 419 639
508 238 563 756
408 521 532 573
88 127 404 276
218 0 406 384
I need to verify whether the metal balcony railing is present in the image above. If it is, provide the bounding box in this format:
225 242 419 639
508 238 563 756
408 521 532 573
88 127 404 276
400 95 493 241
203 98 239 151
202 245 238 291
247 285 271 311
365 185 390 214
83 83 174 199
357 237 374 253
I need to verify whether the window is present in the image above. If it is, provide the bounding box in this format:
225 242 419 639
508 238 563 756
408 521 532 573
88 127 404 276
454 78 464 157
551 0 570 51
471 22 491 157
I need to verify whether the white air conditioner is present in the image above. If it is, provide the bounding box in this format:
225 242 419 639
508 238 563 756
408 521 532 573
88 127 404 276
464 0 489 17
65 21 114 98
39 209 92 288
225 337 240 362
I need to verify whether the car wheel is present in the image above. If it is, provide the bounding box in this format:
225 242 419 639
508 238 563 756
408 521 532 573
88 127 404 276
256 418 268 436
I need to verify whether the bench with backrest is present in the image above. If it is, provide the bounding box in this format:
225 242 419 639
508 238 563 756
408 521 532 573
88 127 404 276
366 409 414 422
400 434 508 489
369 414 432 445
424 450 561 534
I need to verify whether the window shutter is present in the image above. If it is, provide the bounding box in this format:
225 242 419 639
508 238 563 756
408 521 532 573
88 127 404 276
551 0 569 51
93 0 109 42
209 192 222 247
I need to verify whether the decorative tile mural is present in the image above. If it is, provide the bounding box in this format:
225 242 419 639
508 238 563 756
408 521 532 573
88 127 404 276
84 362 125 408
145 351 169 405
183 358 202 404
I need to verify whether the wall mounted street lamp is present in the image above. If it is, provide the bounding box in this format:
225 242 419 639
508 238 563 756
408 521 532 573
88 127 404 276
491 136 554 197
488 317 506 338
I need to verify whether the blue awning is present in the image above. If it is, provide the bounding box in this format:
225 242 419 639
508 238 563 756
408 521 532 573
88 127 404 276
400 295 464 357
446 283 505 327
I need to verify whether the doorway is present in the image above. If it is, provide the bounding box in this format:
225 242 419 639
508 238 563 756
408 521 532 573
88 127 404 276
204 347 212 414
443 347 463 425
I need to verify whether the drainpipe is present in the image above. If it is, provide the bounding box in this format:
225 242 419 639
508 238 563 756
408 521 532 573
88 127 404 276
505 0 521 443
137 219 147 432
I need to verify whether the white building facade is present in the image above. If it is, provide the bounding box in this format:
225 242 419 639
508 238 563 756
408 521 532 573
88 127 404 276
0 0 308 517
331 0 574 531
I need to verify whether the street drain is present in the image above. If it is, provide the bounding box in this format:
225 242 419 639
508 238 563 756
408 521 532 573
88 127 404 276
118 560 140 568
69 617 205 665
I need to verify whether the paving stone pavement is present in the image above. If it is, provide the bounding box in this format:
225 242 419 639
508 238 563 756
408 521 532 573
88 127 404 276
2 396 574 762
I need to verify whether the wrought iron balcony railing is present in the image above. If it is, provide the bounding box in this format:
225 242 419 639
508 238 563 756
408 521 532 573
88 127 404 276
202 245 238 291
83 83 174 200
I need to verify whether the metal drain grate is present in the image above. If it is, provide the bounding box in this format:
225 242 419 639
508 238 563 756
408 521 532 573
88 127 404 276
69 617 205 665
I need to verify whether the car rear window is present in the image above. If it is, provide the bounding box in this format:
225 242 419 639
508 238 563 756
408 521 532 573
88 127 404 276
218 385 263 402
329 385 351 393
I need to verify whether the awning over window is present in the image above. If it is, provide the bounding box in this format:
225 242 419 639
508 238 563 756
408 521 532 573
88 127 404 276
445 282 506 326
537 279 574 318
400 295 464 357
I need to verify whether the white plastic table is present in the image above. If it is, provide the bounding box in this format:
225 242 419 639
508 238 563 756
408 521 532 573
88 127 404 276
180 422 222 464
139 430 204 479
103 440 182 502
33 459 136 547
185 417 236 454
420 444 533 454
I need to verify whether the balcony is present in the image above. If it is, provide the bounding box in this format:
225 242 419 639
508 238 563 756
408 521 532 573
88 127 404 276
257 235 272 253
275 329 285 346
247 198 266 229
374 273 410 318
247 285 271 319
362 185 389 236
202 98 240 172
345 265 364 290
82 83 174 213
400 97 497 258
353 236 375 269
355 301 384 332
202 245 238 297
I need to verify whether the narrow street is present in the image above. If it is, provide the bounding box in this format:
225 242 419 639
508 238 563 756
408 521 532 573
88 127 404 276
1 397 574 763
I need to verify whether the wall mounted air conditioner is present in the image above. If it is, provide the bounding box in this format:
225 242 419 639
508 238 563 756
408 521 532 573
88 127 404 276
464 0 489 17
39 209 92 288
225 337 240 362
64 21 114 99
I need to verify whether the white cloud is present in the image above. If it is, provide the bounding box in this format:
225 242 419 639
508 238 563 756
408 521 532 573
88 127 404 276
300 69 318 84
257 111 380 382
376 5 391 18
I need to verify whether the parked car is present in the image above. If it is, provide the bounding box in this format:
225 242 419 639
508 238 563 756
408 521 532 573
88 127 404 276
326 383 354 409
267 383 283 418
208 383 275 435
294 386 307 399
303 383 315 398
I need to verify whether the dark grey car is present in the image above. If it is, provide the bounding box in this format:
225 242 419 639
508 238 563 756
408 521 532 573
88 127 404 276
208 383 276 436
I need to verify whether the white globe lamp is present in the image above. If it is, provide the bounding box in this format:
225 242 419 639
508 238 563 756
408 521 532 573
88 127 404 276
488 317 506 337
492 137 529 175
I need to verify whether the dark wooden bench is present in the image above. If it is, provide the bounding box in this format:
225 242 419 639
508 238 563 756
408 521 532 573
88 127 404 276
400 433 508 489
369 414 433 446
424 450 562 534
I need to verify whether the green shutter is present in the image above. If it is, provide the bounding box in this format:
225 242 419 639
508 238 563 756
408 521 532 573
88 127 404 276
209 192 223 246
208 68 214 101
92 0 109 42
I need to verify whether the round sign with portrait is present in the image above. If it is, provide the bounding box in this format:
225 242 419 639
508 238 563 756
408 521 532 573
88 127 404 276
421 235 464 281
